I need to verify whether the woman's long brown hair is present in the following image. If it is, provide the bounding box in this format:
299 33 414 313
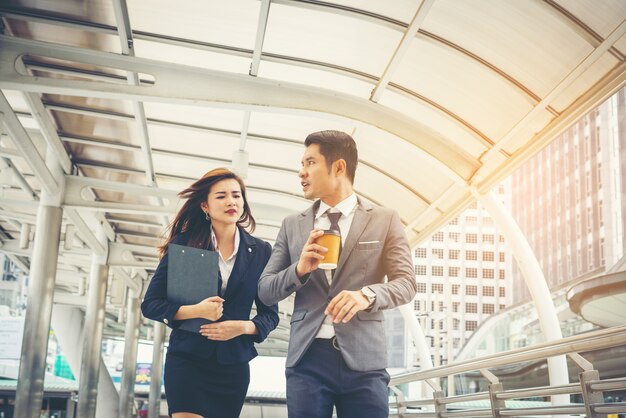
158 168 256 257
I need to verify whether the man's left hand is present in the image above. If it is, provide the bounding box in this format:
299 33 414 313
325 290 371 323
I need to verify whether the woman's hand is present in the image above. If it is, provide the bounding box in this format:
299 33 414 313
194 296 224 321
200 320 257 341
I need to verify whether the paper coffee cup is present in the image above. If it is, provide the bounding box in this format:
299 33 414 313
316 229 341 270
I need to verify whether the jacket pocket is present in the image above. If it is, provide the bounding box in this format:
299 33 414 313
356 311 383 321
290 310 307 324
355 241 382 251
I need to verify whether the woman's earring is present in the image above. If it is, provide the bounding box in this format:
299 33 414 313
204 211 210 221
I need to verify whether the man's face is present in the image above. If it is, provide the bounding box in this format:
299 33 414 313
299 144 337 200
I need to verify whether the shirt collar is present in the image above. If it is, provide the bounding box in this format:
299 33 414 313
315 193 357 219
210 225 240 260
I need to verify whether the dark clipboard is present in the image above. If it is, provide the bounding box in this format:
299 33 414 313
166 243 219 333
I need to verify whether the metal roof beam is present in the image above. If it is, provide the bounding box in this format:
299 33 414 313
370 0 434 102
0 35 473 184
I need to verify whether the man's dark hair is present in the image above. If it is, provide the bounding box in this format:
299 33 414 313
304 130 358 184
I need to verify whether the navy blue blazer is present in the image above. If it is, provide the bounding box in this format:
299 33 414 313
141 228 279 364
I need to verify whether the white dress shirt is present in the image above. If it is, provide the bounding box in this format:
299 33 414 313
314 193 357 339
210 226 240 294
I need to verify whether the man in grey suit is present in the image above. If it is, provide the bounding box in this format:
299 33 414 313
258 130 417 418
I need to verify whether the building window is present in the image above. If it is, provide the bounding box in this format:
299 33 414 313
449 249 460 260
466 320 478 331
466 303 478 313
433 232 444 242
453 318 460 331
483 234 495 244
483 304 495 314
500 304 506 310
433 248 444 259
483 251 494 262
466 216 478 224
499 252 505 262
499 235 505 243
466 268 478 278
466 285 477 296
465 233 477 243
466 250 477 261
417 283 427 293
452 284 460 295
416 265 427 275
432 266 444 276
416 248 427 258
414 300 422 311
483 286 494 296
452 302 460 312
449 232 460 242
432 283 444 293
450 217 459 225
449 266 459 277
499 287 506 297
483 269 494 279
499 269 505 280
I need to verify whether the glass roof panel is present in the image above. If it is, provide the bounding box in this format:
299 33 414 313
550 54 620 112
4 18 121 53
378 90 488 159
422 0 595 98
393 38 535 141
2 0 117 26
264 3 401 77
554 0 626 38
147 124 236 163
319 0 419 24
355 125 457 203
247 112 355 144
616 33 626 55
258 61 374 99
128 0 261 50
133 39 252 75
354 164 424 223
142 102 245 132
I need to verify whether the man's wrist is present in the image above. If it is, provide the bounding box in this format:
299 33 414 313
360 286 376 307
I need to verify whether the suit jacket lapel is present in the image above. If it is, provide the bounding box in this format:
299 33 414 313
333 198 372 279
222 228 255 300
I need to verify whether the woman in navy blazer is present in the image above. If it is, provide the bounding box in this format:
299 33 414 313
141 168 279 418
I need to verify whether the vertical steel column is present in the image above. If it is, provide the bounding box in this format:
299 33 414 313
118 289 141 418
148 322 166 418
475 190 571 411
398 304 435 402
76 228 109 418
14 151 63 418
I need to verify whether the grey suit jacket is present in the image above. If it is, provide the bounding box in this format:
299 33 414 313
258 197 416 371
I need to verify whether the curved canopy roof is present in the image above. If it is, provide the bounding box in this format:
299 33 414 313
1 0 625 353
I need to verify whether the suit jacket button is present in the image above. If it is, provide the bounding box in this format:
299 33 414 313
163 318 169 325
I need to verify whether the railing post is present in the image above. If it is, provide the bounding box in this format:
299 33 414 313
433 390 446 418
580 370 603 418
389 385 406 418
488 382 506 418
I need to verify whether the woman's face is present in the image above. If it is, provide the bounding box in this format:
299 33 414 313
200 178 244 226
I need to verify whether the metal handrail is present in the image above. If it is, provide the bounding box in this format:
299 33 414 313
494 383 581 399
390 324 626 385
589 377 626 391
388 325 626 418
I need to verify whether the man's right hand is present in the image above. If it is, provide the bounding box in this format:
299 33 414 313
296 229 327 278
195 296 224 321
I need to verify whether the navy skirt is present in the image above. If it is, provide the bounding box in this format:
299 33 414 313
164 351 250 417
